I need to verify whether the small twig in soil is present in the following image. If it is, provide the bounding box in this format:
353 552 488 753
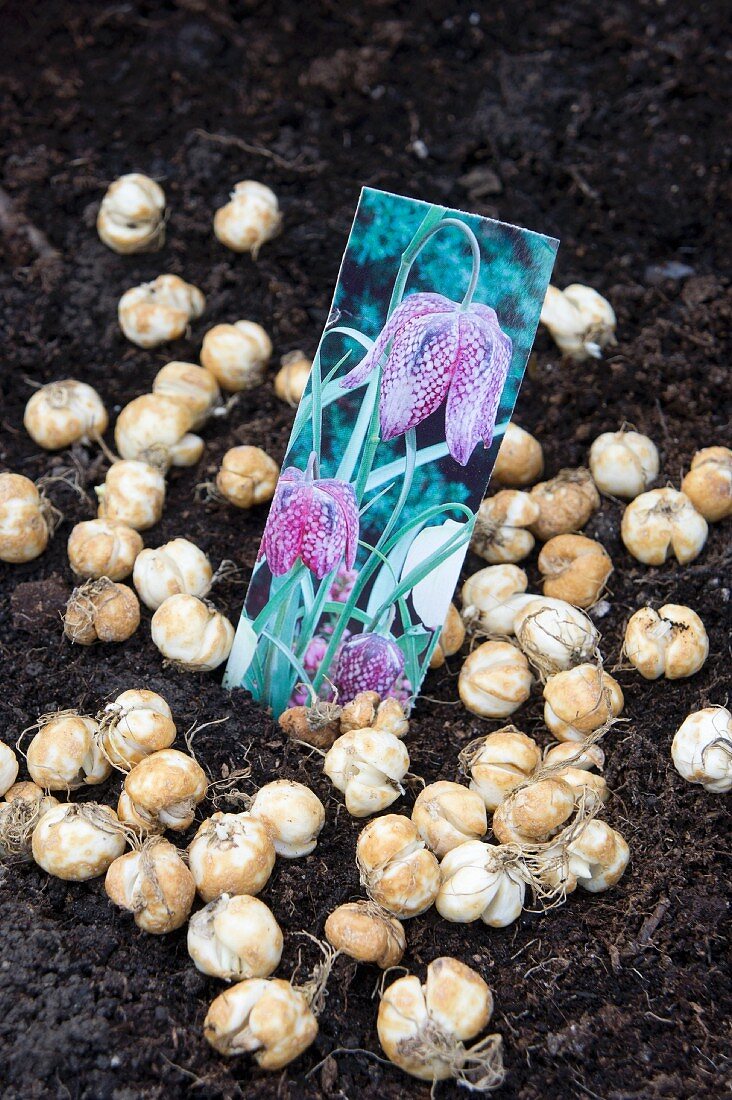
193 129 324 175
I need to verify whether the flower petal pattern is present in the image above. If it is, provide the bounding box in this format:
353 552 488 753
260 462 359 580
333 632 405 702
341 291 513 465
445 311 513 465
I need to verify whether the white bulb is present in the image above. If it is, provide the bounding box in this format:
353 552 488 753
249 780 325 858
672 707 732 793
621 488 707 565
188 893 283 981
324 729 409 818
97 174 166 253
458 640 533 718
133 538 213 610
213 181 281 256
118 274 205 348
437 841 525 926
24 380 108 451
589 430 659 499
514 597 599 677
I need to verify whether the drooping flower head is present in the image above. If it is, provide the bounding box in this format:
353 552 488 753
341 291 513 466
333 632 405 703
260 454 359 580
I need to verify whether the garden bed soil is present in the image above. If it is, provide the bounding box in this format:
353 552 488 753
1 2 730 1097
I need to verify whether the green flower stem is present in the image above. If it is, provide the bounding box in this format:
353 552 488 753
311 501 473 693
260 628 311 688
374 428 416 551
364 441 450 494
251 564 306 634
262 596 292 706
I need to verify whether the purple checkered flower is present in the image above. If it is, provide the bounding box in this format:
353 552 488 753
260 454 359 580
341 291 513 466
333 632 405 703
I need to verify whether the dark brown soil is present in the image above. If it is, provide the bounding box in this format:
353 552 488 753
1 2 731 1097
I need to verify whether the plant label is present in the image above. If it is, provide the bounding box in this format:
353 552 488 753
224 188 557 715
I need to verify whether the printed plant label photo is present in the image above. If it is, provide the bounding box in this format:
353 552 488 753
224 187 558 716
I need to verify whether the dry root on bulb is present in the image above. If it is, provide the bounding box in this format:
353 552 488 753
460 564 535 638
118 274 205 348
115 393 203 470
356 814 440 919
274 351 311 406
514 597 600 679
377 957 504 1089
528 467 600 541
133 537 213 610
64 578 140 645
671 706 732 793
96 460 166 531
214 181 281 256
540 284 616 361
201 321 272 393
105 837 195 933
24 379 108 451
542 663 624 742
118 748 207 834
411 781 487 858
471 490 539 565
215 446 279 509
429 604 465 669
188 892 283 981
97 173 166 254
458 640 533 719
624 604 709 680
0 784 59 862
459 727 541 812
589 429 659 500
151 594 235 671
681 446 732 522
492 423 544 487
436 841 527 927
323 729 409 818
67 518 143 581
249 780 325 859
100 689 177 770
0 472 54 563
32 802 128 880
204 977 318 1067
26 711 110 790
188 812 276 902
538 534 612 609
621 487 708 565
152 361 221 429
324 900 406 968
